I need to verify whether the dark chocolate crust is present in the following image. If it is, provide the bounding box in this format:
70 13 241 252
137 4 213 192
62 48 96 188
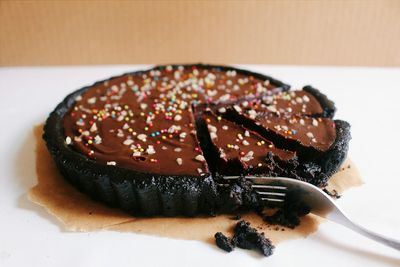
287 120 351 186
43 64 350 216
303 85 336 118
317 120 351 178
262 190 311 228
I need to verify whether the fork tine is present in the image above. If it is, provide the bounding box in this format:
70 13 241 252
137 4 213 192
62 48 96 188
223 175 280 180
257 190 286 204
244 175 277 179
260 198 285 203
256 191 286 196
222 175 243 180
252 185 287 190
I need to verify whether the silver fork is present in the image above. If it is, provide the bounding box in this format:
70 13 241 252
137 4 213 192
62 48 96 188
223 175 400 251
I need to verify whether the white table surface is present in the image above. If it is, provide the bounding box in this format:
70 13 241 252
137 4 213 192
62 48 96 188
0 65 399 267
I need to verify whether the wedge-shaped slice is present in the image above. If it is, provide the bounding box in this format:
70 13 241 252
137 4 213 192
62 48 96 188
219 87 335 119
231 111 336 153
202 111 297 176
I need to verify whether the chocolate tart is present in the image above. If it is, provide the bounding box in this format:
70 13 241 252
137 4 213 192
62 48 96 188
44 64 350 216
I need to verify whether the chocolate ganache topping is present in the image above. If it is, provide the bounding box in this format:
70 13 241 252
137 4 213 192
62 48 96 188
44 64 350 216
219 90 337 152
63 65 282 176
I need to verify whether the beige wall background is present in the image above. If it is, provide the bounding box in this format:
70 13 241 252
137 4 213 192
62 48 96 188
1 0 400 67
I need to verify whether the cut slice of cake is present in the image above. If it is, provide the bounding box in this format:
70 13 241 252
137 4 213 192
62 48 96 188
201 110 297 176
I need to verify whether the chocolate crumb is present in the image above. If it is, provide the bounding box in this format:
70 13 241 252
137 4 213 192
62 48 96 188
323 188 342 199
215 232 235 252
233 220 274 257
214 220 274 257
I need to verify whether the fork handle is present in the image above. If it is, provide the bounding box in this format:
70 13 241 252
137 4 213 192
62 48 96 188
335 216 400 251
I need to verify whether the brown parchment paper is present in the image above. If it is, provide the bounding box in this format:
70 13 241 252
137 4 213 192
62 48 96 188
29 125 363 244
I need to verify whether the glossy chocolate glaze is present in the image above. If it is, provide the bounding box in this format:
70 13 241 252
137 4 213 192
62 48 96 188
220 90 336 152
251 114 336 152
63 65 280 176
245 90 324 116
